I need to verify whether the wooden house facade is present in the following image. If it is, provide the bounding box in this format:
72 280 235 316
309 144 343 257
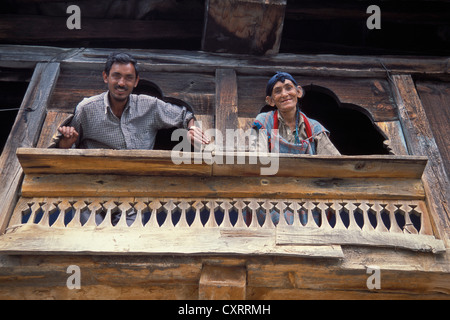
0 0 449 300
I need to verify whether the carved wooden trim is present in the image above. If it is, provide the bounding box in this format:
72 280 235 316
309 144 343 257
1 197 444 255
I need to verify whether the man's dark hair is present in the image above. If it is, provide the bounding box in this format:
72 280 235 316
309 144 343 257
104 52 139 77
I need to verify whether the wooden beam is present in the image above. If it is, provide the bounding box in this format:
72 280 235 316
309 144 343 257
202 0 286 55
0 251 447 300
391 74 450 248
0 62 60 233
17 148 212 177
20 174 425 200
16 148 428 179
199 265 246 300
415 81 450 177
2 45 450 79
277 227 445 254
0 224 344 258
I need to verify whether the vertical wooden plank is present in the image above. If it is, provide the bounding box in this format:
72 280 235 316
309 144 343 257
375 121 409 155
199 265 246 300
391 74 450 248
0 62 60 233
215 69 239 136
203 0 287 55
415 81 450 178
36 111 73 148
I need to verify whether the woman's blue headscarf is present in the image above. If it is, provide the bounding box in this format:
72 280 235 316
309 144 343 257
266 72 298 97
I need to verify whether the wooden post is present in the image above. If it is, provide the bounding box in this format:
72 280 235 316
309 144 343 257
199 264 247 300
0 62 60 233
202 0 287 55
391 74 450 248
215 69 239 144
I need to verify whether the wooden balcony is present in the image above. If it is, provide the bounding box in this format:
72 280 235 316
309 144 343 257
0 148 444 257
0 46 448 299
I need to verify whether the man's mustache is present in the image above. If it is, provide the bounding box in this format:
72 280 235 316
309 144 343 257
115 85 129 91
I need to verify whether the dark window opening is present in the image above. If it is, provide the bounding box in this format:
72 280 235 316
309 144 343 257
0 70 31 154
133 79 194 151
301 86 389 155
260 85 389 155
133 79 163 98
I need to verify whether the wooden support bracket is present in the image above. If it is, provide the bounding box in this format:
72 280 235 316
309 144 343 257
199 264 247 300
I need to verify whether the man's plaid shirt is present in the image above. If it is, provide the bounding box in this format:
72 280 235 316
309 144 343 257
69 91 194 149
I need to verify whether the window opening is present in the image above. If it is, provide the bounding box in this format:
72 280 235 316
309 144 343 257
157 203 168 227
409 207 422 233
394 207 406 230
184 204 196 226
367 207 378 229
380 206 391 230
214 204 225 226
0 68 32 154
259 85 390 155
301 86 389 155
171 206 182 226
327 203 337 228
339 205 350 229
354 206 365 229
229 207 239 226
134 79 195 151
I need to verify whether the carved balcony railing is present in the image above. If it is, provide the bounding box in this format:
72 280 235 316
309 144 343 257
0 148 445 256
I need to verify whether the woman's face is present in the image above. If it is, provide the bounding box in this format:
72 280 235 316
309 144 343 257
266 80 303 113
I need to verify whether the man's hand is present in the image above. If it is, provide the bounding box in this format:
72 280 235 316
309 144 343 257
187 126 210 149
58 126 79 149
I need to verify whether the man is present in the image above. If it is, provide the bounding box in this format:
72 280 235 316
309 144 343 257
57 52 209 226
58 52 210 149
252 72 340 155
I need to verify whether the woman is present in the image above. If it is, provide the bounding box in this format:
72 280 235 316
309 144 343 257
252 72 340 155
250 72 339 226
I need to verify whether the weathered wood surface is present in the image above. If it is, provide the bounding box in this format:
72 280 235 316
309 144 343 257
0 252 448 300
202 0 286 55
199 264 246 300
0 224 344 259
16 148 428 179
0 63 60 233
391 75 450 248
1 45 448 79
277 227 445 253
375 121 409 155
36 111 73 148
1 197 444 255
215 69 239 133
415 80 450 178
20 173 425 200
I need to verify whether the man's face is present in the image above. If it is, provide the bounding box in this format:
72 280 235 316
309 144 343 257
266 80 303 113
103 62 139 103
